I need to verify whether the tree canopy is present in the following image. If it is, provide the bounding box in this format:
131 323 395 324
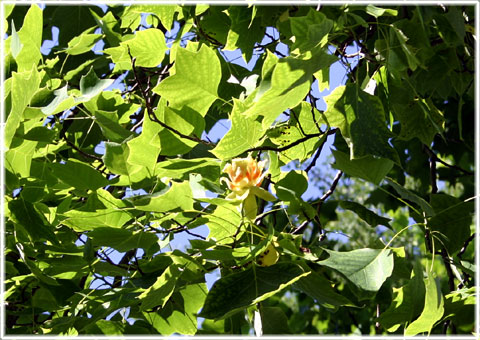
3 3 476 336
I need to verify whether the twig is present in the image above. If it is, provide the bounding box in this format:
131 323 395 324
305 130 334 173
60 130 102 161
163 219 207 240
243 128 337 157
318 170 343 206
307 89 322 133
113 249 137 288
423 145 474 176
291 170 343 236
457 233 475 259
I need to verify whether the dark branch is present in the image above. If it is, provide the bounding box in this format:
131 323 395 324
424 145 474 176
457 233 475 259
243 128 337 156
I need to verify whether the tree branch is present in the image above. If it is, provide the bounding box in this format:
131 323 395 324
423 145 474 176
243 128 337 156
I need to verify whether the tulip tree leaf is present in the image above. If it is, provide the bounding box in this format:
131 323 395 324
104 28 168 70
385 177 435 216
294 271 355 310
10 20 23 58
5 67 41 149
325 84 399 163
88 227 159 252
40 85 75 116
318 248 394 292
13 4 43 71
199 262 309 320
8 199 57 243
246 50 337 129
338 200 392 229
131 181 193 213
139 264 181 311
49 159 109 191
77 67 115 102
66 33 102 55
427 194 474 254
144 283 208 335
404 270 444 336
377 261 426 332
332 149 393 185
224 6 265 63
153 44 221 117
211 99 263 160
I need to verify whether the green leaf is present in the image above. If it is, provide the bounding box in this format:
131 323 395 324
428 194 474 254
294 271 355 310
199 262 309 319
211 99 263 160
155 158 221 182
318 248 394 292
5 67 41 149
366 5 398 18
66 33 102 55
89 10 122 47
391 24 421 71
125 5 178 31
338 200 392 229
8 199 57 243
10 20 23 58
94 110 133 143
274 170 308 201
139 264 180 311
224 6 265 63
260 306 291 334
14 4 43 72
267 102 327 163
16 243 60 286
290 9 333 53
377 261 425 332
103 141 130 176
84 320 125 335
332 149 393 185
88 227 158 252
443 287 475 327
5 138 37 178
40 85 75 116
33 287 59 310
250 186 276 202
206 203 242 245
153 44 221 117
50 159 109 191
248 50 337 129
404 270 444 336
77 67 115 102
385 177 435 216
325 84 399 163
144 283 207 335
62 189 133 231
388 77 445 145
104 28 167 70
132 181 193 213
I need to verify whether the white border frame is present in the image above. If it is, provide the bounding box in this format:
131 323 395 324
1 1 478 339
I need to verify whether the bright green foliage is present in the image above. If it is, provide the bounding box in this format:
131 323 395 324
3 3 475 337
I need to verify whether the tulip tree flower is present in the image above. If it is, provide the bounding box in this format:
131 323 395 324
221 156 276 220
